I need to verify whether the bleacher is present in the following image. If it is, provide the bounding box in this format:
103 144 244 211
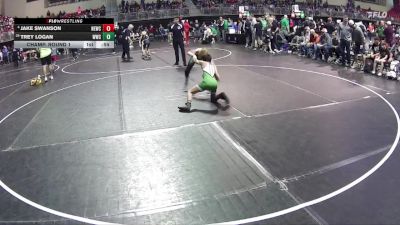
118 0 190 21
47 0 91 7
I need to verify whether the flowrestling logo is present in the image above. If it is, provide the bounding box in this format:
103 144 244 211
46 19 84 24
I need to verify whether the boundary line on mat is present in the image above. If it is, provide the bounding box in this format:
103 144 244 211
0 182 267 222
209 64 400 225
0 64 398 225
213 117 328 225
6 97 52 151
365 84 391 94
212 122 275 180
0 66 178 225
0 65 60 90
280 144 391 183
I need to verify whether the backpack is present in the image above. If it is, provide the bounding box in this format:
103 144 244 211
387 61 399 79
364 58 374 73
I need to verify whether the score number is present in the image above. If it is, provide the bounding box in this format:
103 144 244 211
102 24 115 41
102 24 114 32
102 32 115 41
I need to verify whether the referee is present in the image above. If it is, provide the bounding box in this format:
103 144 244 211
171 18 186 66
121 24 134 61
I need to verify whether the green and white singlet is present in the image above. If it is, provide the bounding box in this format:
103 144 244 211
197 62 218 92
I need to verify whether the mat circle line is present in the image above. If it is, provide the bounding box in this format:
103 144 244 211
61 48 232 75
0 64 397 225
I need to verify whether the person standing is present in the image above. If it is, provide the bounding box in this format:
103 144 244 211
49 48 57 79
171 17 186 66
384 21 394 47
2 46 9 64
121 24 134 62
193 20 201 43
12 48 19 68
167 21 173 45
251 16 257 48
350 20 366 68
367 22 375 42
253 18 263 50
38 48 53 82
377 20 385 40
113 25 118 54
139 31 151 59
244 17 252 48
261 16 267 35
221 17 229 42
218 17 224 41
324 17 335 35
238 19 243 34
280 15 290 34
183 20 191 45
338 16 352 66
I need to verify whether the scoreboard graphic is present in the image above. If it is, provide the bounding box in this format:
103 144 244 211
14 18 115 49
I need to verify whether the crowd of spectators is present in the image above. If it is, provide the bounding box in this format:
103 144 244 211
165 14 399 78
0 46 28 67
194 0 399 23
120 0 187 13
45 5 106 18
0 16 14 43
226 14 400 77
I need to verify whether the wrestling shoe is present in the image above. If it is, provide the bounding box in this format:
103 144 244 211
220 92 230 105
178 102 191 112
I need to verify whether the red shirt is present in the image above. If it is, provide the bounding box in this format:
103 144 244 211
183 22 191 32
310 34 320 43
368 24 375 32
149 26 156 34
